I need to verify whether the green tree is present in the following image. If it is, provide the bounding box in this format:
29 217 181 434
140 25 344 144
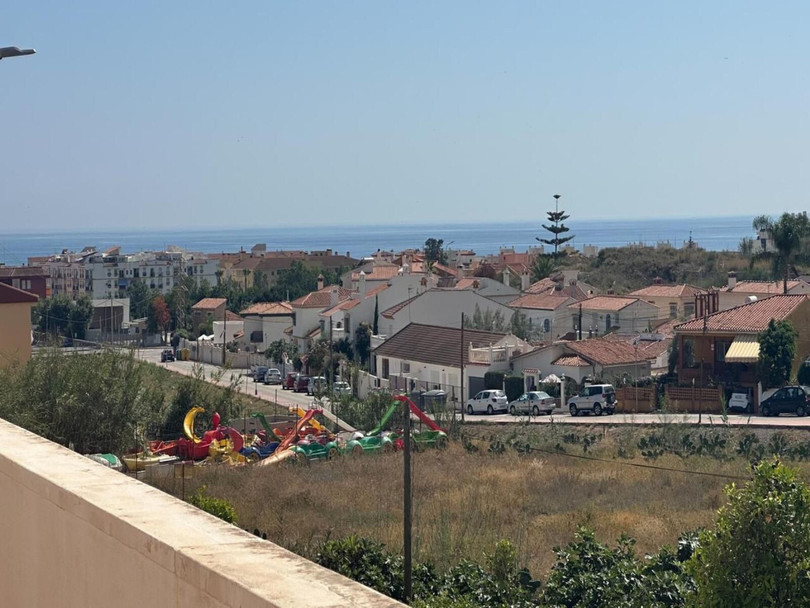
372 295 379 335
509 310 536 341
769 212 810 293
264 339 297 366
758 319 797 389
530 254 557 282
354 322 372 366
689 459 810 607
537 194 575 257
424 238 448 265
126 279 155 319
68 296 94 339
463 304 506 332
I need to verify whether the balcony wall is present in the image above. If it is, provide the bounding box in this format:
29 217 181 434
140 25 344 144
0 418 403 608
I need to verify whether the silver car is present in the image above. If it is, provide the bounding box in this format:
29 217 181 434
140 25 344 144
509 391 556 416
466 389 509 415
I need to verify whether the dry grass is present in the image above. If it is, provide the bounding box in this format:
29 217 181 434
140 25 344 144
149 423 810 576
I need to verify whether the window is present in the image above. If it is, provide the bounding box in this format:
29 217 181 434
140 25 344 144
684 302 695 318
715 340 732 363
605 314 612 333
669 303 678 318
543 319 550 333
402 362 411 373
682 338 698 368
382 358 390 379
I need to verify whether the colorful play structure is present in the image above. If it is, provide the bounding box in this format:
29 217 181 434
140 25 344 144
119 394 448 473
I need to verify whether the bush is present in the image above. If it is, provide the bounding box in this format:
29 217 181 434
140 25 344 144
188 485 238 524
484 371 506 390
689 459 810 607
504 376 524 402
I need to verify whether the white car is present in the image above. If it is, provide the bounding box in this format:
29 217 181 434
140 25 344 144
466 390 508 415
567 384 617 416
332 381 351 396
509 391 556 416
728 392 751 413
263 368 282 385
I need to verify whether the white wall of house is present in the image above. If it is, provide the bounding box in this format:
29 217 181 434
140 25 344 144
575 300 661 335
213 320 244 345
241 315 293 351
382 290 515 339
510 305 572 341
375 354 462 401
511 345 593 384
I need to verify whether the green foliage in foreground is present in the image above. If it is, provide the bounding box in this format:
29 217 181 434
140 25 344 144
689 459 810 607
318 460 810 608
188 485 238 524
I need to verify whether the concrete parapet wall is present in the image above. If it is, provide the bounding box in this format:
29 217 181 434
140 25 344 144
0 418 403 608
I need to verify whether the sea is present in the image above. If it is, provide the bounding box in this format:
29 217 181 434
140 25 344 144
0 216 755 267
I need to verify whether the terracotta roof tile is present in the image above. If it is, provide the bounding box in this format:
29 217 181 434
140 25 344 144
569 296 639 311
525 278 558 294
351 266 401 281
382 294 420 319
564 339 648 366
225 310 242 321
721 280 801 294
0 266 46 278
365 283 389 298
0 282 38 304
373 323 506 368
192 297 226 310
321 299 362 316
675 294 808 334
291 285 352 308
629 284 702 298
553 354 590 367
239 302 294 316
510 294 572 310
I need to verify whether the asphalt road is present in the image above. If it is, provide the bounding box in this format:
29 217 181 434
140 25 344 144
136 348 810 430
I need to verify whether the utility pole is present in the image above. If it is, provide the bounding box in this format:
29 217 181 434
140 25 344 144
460 312 465 423
402 396 413 603
222 299 227 366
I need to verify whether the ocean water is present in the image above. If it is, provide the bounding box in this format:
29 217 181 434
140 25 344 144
0 216 754 266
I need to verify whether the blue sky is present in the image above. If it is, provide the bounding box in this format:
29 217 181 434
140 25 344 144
2 2 809 230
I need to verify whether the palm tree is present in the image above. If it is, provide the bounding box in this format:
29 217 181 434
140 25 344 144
769 212 810 293
530 254 557 282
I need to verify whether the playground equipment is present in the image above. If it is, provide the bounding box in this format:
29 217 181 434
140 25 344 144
257 409 322 467
394 395 449 450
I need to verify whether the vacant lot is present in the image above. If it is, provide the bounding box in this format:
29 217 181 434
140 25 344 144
153 423 810 576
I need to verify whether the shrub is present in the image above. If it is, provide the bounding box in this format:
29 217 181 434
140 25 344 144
188 485 238 524
689 459 810 607
504 376 524 402
484 371 506 390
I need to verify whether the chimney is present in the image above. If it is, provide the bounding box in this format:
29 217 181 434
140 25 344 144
521 270 530 291
317 274 324 290
503 266 511 287
653 276 663 285
359 270 367 297
330 285 339 307
728 271 737 290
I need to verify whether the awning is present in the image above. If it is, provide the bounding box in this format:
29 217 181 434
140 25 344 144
725 335 760 363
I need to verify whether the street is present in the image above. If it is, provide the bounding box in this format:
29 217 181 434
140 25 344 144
136 348 810 430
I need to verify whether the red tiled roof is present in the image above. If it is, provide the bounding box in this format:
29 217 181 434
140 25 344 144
373 323 506 368
565 339 648 366
225 310 242 321
509 294 572 310
639 338 672 359
0 282 38 304
675 294 808 334
553 354 590 367
365 283 389 298
454 278 479 290
525 278 558 294
569 296 639 311
192 297 226 310
382 294 420 319
321 299 362 316
240 302 294 316
629 284 702 298
721 280 801 294
291 285 352 308
351 266 400 281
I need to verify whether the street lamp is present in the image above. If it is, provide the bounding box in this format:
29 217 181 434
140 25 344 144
0 46 36 60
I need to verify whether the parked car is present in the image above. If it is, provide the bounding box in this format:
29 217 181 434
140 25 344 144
760 386 810 417
160 349 175 363
727 392 751 413
307 376 327 396
332 381 351 396
509 391 556 416
263 368 282 385
567 384 617 416
282 372 299 390
294 375 310 393
253 366 269 383
466 390 508 415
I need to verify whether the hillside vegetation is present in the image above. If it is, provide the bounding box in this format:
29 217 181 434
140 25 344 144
559 245 774 293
